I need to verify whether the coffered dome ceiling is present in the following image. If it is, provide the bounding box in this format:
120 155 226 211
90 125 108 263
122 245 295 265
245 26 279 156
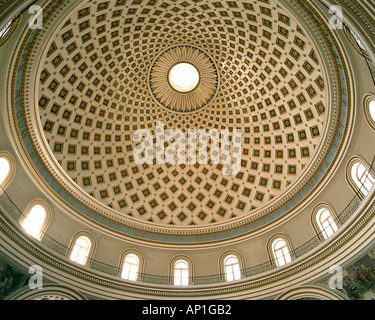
35 0 336 228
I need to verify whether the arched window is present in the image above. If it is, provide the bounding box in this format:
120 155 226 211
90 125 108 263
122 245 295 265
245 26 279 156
224 255 241 281
21 204 47 240
351 161 374 196
316 208 338 239
363 95 375 130
0 151 15 191
173 260 189 286
272 238 292 267
0 157 10 187
69 236 92 265
121 254 140 281
369 100 375 122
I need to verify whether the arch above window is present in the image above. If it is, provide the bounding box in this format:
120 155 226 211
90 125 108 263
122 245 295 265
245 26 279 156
311 204 339 240
363 94 375 130
267 234 293 268
121 252 141 281
69 232 96 266
369 100 375 121
0 151 15 192
223 254 242 282
346 156 375 198
20 200 51 240
170 257 192 286
174 260 189 286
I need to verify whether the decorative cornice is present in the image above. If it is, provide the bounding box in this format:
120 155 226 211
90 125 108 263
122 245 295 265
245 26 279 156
0 185 374 299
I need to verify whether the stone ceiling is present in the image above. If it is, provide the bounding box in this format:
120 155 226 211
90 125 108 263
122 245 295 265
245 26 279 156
37 0 329 226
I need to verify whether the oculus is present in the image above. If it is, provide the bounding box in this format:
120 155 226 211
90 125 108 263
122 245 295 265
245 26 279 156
149 45 219 113
168 62 200 93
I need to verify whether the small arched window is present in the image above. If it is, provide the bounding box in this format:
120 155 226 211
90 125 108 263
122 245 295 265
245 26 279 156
369 100 375 122
224 255 241 282
69 236 92 265
316 208 338 239
21 204 48 240
0 157 10 187
272 238 292 267
363 95 375 130
121 254 140 281
173 260 189 286
0 151 15 192
351 161 375 196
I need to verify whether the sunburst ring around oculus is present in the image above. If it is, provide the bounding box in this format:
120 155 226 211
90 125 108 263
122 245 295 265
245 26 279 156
149 45 220 113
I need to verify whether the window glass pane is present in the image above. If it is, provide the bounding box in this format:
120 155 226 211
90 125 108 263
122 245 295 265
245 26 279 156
319 209 330 222
225 266 234 281
70 236 91 265
282 248 291 263
175 261 188 269
22 205 46 239
317 208 338 239
0 158 10 186
233 264 241 280
351 162 374 195
174 272 181 286
370 101 375 121
273 239 290 267
122 254 139 281
329 217 338 232
174 260 189 286
76 237 90 248
357 164 366 182
125 255 138 265
224 255 241 281
122 263 131 278
181 275 188 285
274 240 285 250
225 257 238 265
129 265 138 281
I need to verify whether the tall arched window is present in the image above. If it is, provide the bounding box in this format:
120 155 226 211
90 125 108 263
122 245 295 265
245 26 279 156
316 208 338 240
0 151 15 192
0 157 10 187
369 100 375 122
121 254 140 281
224 255 241 282
173 260 189 286
363 95 375 130
69 236 92 265
350 161 375 197
272 238 292 267
21 204 47 240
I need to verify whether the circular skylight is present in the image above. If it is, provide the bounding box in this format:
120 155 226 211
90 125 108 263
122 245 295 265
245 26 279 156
149 45 219 113
168 62 200 93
